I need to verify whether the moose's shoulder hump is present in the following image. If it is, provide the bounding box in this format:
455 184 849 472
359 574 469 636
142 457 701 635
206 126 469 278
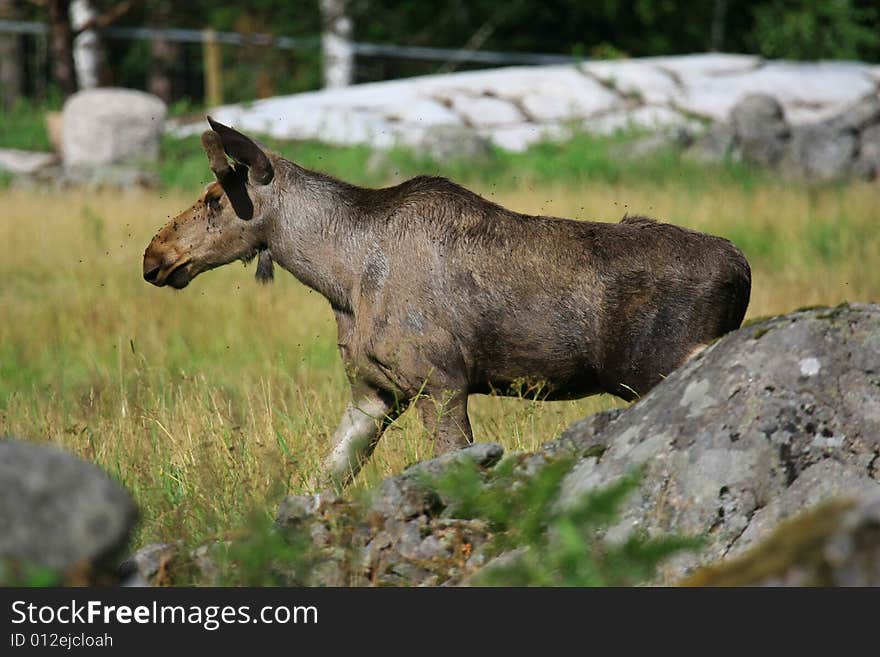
619 214 659 226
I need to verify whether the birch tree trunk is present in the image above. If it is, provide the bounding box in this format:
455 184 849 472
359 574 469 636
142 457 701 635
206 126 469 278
320 0 354 89
709 0 729 52
70 0 105 89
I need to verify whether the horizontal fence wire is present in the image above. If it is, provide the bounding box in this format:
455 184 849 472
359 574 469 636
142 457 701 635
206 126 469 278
0 20 580 65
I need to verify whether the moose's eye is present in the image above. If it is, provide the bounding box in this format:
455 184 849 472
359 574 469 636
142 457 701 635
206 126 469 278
206 195 222 213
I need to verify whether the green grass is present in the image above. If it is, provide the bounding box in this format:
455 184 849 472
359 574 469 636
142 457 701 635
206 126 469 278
156 129 766 193
0 99 59 152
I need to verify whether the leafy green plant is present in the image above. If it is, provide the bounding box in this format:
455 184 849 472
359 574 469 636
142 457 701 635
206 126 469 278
0 561 63 587
751 0 879 61
428 457 703 586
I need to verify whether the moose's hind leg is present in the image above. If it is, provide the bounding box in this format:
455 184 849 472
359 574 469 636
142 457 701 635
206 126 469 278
416 387 473 455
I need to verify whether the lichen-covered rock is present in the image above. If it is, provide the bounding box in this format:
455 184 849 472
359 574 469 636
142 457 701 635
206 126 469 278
0 438 138 574
119 541 181 586
274 443 502 586
561 304 880 583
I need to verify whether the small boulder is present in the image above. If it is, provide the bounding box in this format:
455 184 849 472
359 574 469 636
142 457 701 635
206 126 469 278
729 93 790 166
119 541 181 586
0 438 138 574
419 125 493 163
62 88 166 170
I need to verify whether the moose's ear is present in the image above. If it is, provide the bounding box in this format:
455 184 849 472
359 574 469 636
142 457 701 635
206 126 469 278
206 116 274 185
201 129 233 182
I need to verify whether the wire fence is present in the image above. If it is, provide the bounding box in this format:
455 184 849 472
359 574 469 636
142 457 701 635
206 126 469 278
0 19 579 66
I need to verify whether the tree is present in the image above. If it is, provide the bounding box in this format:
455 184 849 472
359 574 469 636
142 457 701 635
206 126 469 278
70 0 104 88
47 0 77 97
146 1 180 103
320 0 353 88
750 0 879 61
0 0 23 110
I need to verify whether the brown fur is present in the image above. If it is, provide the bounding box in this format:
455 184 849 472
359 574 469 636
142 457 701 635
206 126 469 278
143 119 751 488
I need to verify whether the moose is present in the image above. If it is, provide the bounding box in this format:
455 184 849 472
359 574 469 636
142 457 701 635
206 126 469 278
143 118 751 489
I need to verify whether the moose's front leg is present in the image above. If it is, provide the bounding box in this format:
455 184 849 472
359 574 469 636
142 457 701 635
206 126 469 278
321 386 401 490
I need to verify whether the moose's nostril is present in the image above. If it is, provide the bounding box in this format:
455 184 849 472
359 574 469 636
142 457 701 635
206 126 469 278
143 265 161 283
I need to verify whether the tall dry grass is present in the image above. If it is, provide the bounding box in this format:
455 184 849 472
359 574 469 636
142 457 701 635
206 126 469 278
1 177 878 547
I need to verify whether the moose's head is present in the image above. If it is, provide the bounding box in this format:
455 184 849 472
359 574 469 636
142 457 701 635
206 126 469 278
142 118 277 289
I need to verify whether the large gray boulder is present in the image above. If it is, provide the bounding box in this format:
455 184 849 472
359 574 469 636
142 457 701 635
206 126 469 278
560 304 880 583
62 88 166 170
0 439 138 574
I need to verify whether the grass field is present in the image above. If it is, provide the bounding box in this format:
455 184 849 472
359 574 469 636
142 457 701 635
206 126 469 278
1 135 878 552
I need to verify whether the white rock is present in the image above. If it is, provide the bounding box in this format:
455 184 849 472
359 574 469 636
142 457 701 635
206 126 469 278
62 88 166 168
485 123 569 152
517 73 622 120
588 105 692 135
677 61 878 124
166 55 880 153
581 60 681 105
0 149 58 175
385 98 462 126
647 53 764 77
442 93 524 127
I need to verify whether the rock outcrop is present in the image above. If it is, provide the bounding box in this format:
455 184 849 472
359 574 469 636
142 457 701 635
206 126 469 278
170 54 880 156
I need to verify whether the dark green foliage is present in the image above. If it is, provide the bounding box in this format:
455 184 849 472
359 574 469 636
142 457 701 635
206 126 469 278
429 458 703 586
750 0 879 61
216 512 319 587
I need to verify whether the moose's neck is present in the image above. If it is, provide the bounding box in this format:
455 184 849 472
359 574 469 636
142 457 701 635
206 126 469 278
264 162 370 313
